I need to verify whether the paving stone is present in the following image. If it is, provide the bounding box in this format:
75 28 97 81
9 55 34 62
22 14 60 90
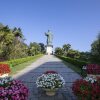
13 55 81 100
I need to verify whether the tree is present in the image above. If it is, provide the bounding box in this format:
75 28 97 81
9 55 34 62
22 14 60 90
91 33 100 63
55 47 63 56
12 27 24 43
0 24 14 60
0 23 28 60
0 24 13 45
39 43 45 53
8 42 28 59
67 49 80 59
79 52 91 61
28 42 41 56
62 44 71 56
12 27 23 38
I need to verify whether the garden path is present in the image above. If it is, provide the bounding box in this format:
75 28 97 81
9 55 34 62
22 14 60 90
13 55 81 100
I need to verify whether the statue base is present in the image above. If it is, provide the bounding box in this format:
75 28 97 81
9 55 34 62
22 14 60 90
46 45 53 55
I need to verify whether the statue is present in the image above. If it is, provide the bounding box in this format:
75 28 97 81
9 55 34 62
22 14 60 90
45 30 53 45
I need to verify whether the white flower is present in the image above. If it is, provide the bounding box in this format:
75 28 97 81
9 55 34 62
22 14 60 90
0 77 12 85
36 73 65 89
82 66 87 70
84 76 97 83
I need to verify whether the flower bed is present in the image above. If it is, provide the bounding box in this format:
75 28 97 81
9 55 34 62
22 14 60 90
72 76 100 100
85 64 100 74
0 64 10 76
0 77 28 100
36 71 65 89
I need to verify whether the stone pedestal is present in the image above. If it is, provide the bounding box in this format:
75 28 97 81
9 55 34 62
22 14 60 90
46 45 53 55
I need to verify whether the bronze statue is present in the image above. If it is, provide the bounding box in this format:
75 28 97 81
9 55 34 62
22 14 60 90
45 30 53 45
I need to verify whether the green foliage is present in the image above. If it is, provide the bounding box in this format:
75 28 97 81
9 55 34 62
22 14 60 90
0 25 15 60
10 54 43 75
91 33 100 64
62 44 71 56
8 42 28 59
0 54 43 68
0 23 45 61
12 27 23 38
28 42 41 56
39 43 45 53
55 47 63 56
67 49 80 59
57 55 88 69
79 52 91 61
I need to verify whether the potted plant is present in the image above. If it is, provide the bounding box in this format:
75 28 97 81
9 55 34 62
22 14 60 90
0 77 28 100
36 71 65 96
0 64 11 78
72 76 100 100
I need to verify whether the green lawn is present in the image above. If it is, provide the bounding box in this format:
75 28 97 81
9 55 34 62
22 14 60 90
62 60 87 77
56 56 87 77
63 60 81 73
9 54 43 76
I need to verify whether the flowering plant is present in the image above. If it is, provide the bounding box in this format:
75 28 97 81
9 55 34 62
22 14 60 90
72 76 100 100
0 77 28 100
0 64 11 75
36 71 65 89
85 64 100 74
44 70 58 74
84 76 97 83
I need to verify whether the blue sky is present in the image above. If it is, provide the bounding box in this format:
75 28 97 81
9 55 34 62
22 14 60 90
0 0 100 52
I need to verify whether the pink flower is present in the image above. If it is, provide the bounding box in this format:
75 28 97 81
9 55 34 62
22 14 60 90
0 78 28 100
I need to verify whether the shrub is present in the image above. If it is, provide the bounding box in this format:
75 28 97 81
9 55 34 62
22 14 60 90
0 54 42 68
57 56 88 69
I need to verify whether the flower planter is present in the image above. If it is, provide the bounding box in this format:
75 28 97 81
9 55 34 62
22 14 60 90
0 73 9 78
43 88 58 96
36 71 65 96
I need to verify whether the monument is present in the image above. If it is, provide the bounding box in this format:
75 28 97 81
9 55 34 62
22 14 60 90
45 30 53 55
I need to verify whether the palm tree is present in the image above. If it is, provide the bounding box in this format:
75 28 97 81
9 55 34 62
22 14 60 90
55 47 63 55
62 44 71 56
12 27 23 39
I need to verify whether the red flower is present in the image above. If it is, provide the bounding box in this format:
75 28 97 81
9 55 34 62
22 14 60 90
0 64 11 75
72 79 100 100
44 70 58 74
86 64 100 74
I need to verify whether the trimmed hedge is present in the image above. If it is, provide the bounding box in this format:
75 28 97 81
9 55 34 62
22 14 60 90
0 54 42 68
56 55 88 69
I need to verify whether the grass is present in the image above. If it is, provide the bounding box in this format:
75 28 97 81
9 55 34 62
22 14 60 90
9 54 43 76
60 59 86 77
63 61 81 73
55 55 87 77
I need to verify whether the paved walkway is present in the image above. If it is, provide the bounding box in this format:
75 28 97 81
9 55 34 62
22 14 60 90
13 55 81 100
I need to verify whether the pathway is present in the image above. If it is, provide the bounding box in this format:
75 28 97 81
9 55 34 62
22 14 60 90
13 55 81 100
